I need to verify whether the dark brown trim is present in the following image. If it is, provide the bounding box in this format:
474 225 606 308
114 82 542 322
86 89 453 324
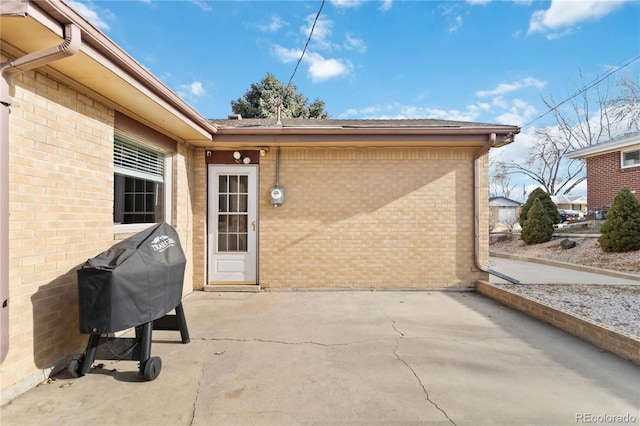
205 150 261 165
115 111 177 152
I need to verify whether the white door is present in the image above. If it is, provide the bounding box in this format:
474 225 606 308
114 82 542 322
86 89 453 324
208 165 258 284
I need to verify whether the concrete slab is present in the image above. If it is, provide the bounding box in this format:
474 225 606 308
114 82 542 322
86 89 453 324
489 256 640 285
1 291 638 425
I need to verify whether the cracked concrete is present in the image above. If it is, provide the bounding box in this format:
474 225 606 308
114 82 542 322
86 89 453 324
2 291 638 425
378 297 456 425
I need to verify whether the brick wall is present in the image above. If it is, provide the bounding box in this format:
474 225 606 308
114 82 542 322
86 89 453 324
2 66 198 403
3 68 115 397
191 147 208 289
257 147 489 289
477 282 640 365
587 152 640 211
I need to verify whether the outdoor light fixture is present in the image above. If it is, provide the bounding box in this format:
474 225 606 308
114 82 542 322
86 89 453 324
233 151 251 164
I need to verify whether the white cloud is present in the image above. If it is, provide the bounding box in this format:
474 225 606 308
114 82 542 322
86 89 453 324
495 99 537 126
178 81 206 99
467 0 492 5
338 79 537 125
259 15 287 32
304 52 352 82
273 46 352 82
528 0 629 38
189 81 205 96
449 15 463 33
67 1 112 31
344 33 367 53
301 14 334 51
339 102 486 121
476 77 546 97
379 0 393 12
273 45 301 63
189 0 212 12
329 0 366 8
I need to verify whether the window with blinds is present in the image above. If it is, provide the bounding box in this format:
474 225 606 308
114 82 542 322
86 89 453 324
113 138 166 225
114 138 164 182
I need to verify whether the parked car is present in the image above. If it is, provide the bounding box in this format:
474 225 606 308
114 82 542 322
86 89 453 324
558 209 581 222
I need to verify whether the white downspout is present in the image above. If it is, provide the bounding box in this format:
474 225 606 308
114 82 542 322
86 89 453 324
473 133 520 284
0 23 81 364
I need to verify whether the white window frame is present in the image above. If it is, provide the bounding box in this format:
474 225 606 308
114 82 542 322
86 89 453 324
621 148 640 169
113 136 173 234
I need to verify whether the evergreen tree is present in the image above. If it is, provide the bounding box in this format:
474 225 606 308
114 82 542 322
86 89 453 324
231 73 329 119
521 198 555 244
519 187 561 227
599 187 640 252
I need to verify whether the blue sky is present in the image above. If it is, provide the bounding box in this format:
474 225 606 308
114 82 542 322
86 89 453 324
70 0 639 197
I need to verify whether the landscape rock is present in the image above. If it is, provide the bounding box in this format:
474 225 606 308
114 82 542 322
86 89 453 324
560 239 577 250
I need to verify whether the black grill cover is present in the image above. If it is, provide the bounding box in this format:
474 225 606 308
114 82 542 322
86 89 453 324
77 223 186 334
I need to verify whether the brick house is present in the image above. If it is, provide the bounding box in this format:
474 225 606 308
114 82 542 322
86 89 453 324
1 0 217 403
0 0 519 403
566 132 640 212
207 118 518 290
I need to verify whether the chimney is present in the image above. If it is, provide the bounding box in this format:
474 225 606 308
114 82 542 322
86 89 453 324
228 114 242 120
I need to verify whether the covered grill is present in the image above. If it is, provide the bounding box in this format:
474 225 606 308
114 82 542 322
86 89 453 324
70 223 190 381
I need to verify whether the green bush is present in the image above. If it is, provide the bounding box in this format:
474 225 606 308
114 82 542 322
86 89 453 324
599 187 640 253
519 188 561 227
521 198 554 244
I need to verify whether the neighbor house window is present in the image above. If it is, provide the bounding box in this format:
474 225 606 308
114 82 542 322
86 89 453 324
622 149 640 168
113 137 171 228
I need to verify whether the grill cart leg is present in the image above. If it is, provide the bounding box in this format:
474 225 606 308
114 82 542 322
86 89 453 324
138 321 162 381
68 333 100 377
175 303 190 344
81 334 100 375
138 321 153 376
152 302 190 344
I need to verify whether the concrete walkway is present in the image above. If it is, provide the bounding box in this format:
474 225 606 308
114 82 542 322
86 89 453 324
2 291 638 425
489 256 640 285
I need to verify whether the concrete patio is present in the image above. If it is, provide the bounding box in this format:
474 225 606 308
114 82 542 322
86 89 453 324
1 290 638 425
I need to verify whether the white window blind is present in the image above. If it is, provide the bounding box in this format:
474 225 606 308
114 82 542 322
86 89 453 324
114 137 164 182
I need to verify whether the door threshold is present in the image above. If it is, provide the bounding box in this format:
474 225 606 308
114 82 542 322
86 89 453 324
204 285 261 293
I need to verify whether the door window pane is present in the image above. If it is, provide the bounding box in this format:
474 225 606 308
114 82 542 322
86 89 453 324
239 175 248 192
218 176 227 192
217 173 250 253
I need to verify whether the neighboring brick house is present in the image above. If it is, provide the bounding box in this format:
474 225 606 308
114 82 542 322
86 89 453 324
0 0 520 404
566 132 640 212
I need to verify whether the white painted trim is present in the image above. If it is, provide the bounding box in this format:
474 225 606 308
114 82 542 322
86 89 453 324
620 148 640 169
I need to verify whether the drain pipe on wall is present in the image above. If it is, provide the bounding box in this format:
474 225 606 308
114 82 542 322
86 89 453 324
473 133 520 284
0 23 81 364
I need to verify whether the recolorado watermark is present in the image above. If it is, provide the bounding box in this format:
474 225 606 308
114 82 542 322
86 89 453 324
576 413 638 424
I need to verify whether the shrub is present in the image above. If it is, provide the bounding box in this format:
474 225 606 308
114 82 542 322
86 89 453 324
519 188 561 227
521 198 554 244
599 187 640 253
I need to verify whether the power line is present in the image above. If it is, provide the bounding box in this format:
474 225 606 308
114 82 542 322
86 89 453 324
285 0 325 90
521 54 640 129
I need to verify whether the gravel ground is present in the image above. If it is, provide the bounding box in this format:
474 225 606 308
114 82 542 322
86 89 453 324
490 234 640 339
494 284 640 339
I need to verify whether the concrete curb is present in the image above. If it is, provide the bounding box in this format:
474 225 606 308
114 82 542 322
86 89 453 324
476 281 640 365
490 251 640 282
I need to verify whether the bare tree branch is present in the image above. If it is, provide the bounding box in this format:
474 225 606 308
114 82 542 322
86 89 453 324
494 74 639 196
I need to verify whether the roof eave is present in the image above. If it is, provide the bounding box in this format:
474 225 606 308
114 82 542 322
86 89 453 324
2 0 217 143
566 135 640 159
